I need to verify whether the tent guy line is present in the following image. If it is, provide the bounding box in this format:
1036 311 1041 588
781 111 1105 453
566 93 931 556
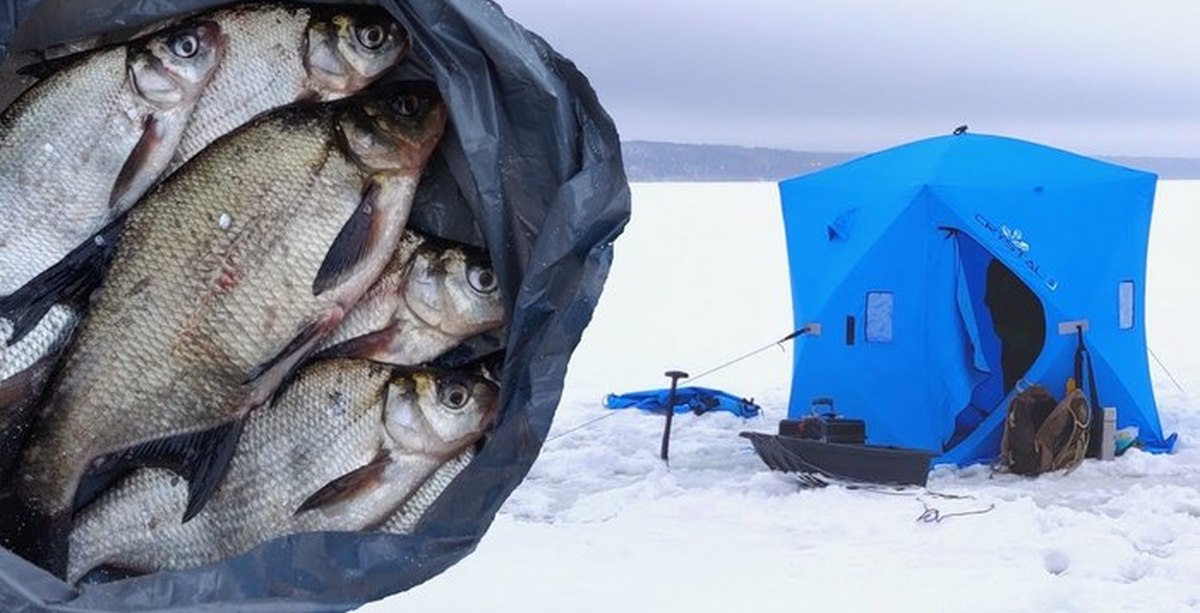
1149 346 1189 396
544 328 808 445
684 326 813 385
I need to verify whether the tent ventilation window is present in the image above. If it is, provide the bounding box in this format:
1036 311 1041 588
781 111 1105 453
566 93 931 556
1119 281 1135 330
865 291 894 343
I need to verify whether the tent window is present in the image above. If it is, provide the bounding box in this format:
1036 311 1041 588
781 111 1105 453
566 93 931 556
1119 281 1134 330
865 291 894 343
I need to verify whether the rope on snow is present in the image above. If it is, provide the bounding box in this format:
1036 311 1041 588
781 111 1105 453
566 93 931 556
916 500 996 523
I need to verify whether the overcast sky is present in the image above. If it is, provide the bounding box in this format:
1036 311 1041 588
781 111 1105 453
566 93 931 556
498 0 1200 157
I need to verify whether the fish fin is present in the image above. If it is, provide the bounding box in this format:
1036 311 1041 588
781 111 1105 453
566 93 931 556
243 313 341 385
294 450 393 515
0 355 49 418
180 418 246 522
0 216 123 344
0 354 60 485
0 492 70 578
312 328 396 362
108 115 162 211
15 53 86 80
70 419 246 522
294 89 322 104
312 181 384 296
75 564 151 586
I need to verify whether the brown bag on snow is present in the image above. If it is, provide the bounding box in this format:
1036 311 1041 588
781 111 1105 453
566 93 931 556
1000 386 1091 476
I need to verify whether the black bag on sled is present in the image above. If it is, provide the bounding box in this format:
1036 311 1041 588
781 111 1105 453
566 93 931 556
778 397 867 445
0 1 631 610
999 385 1091 476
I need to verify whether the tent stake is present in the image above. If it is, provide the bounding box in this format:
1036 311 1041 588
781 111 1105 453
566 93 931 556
660 370 689 465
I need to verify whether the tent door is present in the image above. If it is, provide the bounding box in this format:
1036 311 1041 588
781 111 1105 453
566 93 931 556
946 232 1046 449
985 259 1047 393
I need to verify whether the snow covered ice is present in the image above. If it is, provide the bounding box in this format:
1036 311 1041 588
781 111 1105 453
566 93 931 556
362 181 1200 613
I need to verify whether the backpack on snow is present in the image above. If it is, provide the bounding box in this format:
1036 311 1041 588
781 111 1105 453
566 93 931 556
999 385 1092 476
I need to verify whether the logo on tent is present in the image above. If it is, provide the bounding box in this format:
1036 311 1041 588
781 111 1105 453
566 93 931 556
1000 225 1029 253
974 213 1059 292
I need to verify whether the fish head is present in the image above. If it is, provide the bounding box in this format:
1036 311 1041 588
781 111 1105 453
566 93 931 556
404 239 505 338
338 81 448 174
383 369 499 458
129 20 224 108
305 8 409 97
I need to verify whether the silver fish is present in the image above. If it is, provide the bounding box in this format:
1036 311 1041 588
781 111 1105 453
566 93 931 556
317 231 506 365
5 82 447 577
67 360 498 583
168 4 408 171
0 20 223 296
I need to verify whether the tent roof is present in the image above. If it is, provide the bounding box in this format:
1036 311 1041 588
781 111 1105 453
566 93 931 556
781 132 1155 193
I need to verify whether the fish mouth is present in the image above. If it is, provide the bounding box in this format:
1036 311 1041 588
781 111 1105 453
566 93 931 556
389 392 421 432
306 36 350 82
405 261 447 329
129 60 181 105
384 375 437 452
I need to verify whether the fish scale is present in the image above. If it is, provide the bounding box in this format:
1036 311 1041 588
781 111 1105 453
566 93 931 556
0 23 222 465
167 6 313 169
0 38 215 295
0 306 76 382
34 115 353 444
11 86 445 556
318 231 425 348
379 447 475 534
67 360 496 583
167 4 407 172
67 361 388 579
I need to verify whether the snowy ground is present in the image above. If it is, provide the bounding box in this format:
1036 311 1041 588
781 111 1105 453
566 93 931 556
362 181 1200 613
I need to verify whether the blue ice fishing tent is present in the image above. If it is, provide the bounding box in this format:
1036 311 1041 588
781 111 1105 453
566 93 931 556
778 132 1177 466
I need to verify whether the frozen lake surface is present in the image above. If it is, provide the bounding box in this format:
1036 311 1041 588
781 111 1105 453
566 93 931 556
363 180 1200 613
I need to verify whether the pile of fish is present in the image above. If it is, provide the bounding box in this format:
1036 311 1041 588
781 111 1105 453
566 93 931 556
0 2 507 583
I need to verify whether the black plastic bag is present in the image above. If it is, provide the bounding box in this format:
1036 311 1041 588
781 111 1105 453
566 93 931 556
0 1 630 609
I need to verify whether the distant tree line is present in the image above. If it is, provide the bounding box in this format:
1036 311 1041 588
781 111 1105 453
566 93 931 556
622 141 1200 182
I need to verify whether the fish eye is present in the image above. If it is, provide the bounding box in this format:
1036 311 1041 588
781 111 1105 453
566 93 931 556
169 33 199 58
467 264 498 294
439 382 471 411
356 23 387 50
392 94 423 117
